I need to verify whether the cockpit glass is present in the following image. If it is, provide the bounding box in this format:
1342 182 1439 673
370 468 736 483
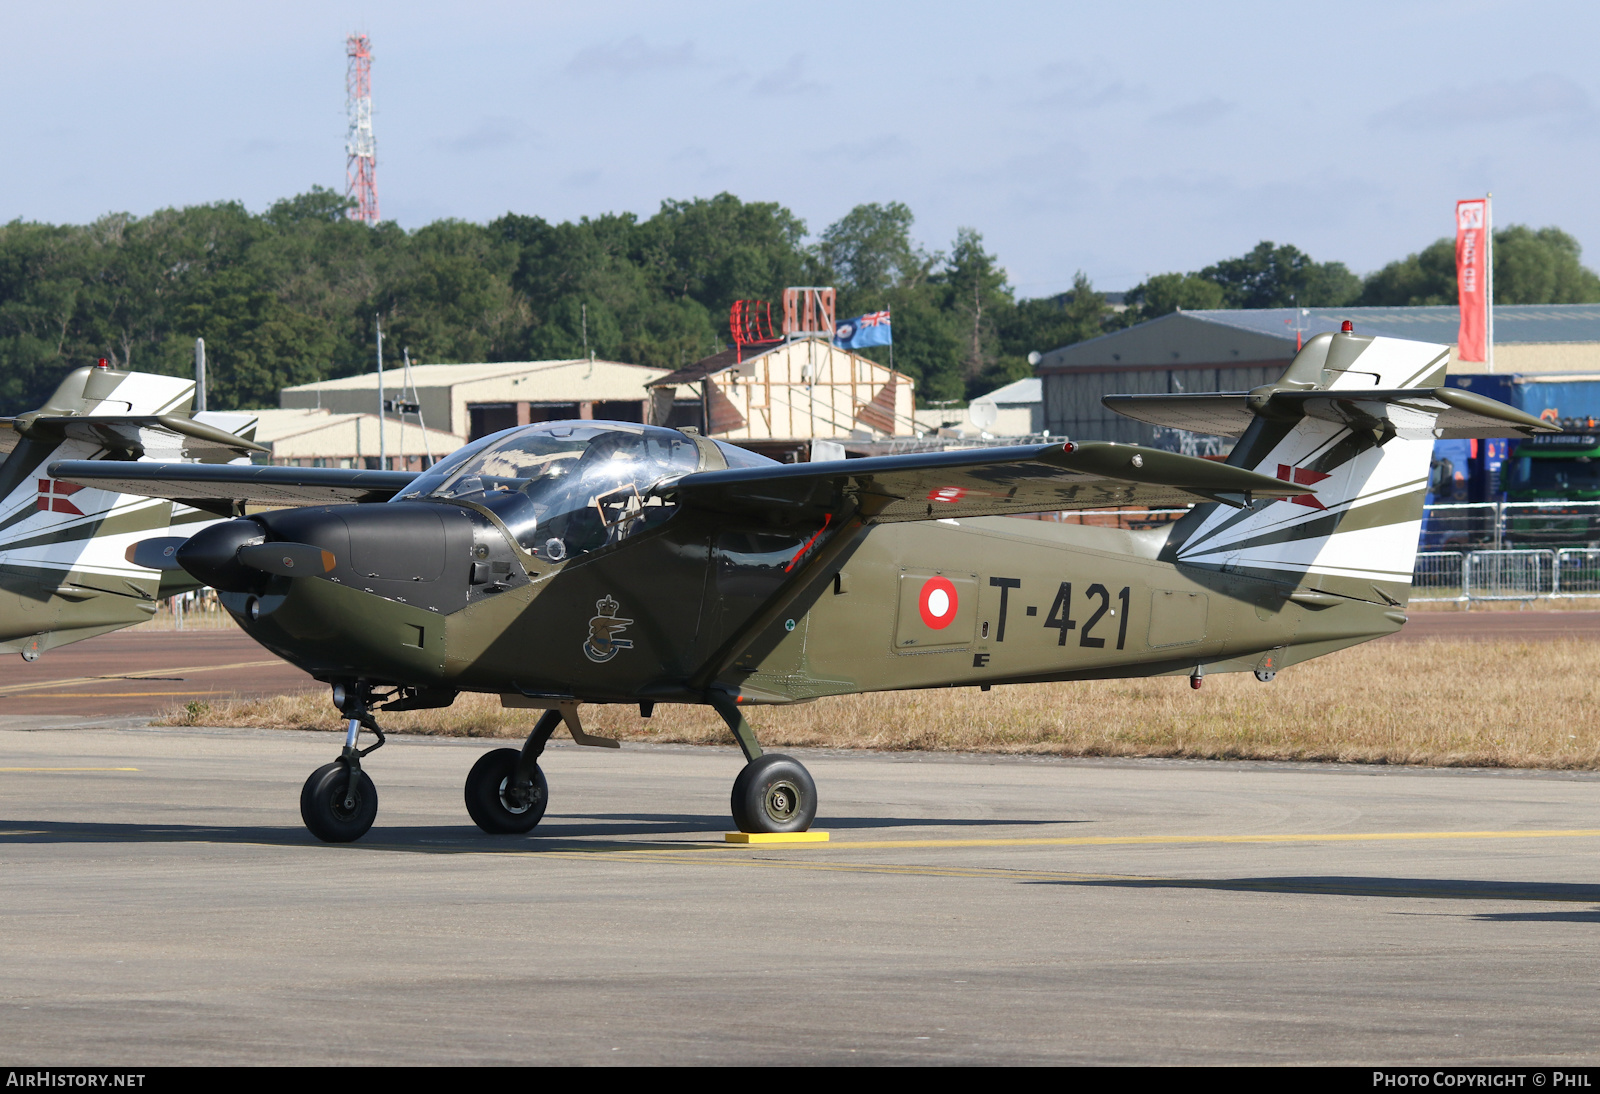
396 421 703 561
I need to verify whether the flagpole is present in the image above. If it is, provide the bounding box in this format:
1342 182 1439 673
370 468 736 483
1485 192 1495 375
375 316 386 469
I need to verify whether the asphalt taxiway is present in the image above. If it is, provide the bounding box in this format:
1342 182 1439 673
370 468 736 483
0 630 317 717
2 723 1599 1065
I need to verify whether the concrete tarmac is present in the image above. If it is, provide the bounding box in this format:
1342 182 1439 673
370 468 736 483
3 723 1600 1065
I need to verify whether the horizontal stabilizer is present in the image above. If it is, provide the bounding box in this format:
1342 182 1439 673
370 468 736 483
3 413 266 459
670 440 1305 523
1104 386 1556 440
49 461 418 507
1100 393 1256 437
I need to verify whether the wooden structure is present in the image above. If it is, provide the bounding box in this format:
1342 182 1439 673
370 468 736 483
648 335 917 461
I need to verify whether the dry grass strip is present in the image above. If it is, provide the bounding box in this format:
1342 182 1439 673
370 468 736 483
155 638 1600 770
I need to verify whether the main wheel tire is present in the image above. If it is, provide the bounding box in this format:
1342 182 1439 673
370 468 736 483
730 754 817 834
300 761 378 843
465 748 548 835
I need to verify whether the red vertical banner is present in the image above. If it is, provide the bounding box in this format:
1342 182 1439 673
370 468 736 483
1456 199 1488 362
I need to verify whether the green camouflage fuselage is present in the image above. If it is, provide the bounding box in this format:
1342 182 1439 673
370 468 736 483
225 504 1401 707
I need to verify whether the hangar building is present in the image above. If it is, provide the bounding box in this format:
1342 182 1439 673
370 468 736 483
1038 304 1600 447
250 408 465 470
280 358 670 443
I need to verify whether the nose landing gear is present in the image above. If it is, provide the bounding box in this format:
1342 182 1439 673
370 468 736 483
300 685 387 843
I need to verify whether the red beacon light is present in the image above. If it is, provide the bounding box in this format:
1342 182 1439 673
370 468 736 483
1341 320 1353 333
94 357 109 369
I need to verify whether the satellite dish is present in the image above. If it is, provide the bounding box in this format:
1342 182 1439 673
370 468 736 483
1027 351 1042 366
969 400 999 430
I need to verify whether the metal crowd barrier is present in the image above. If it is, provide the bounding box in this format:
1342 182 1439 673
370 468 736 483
1413 502 1600 600
1411 552 1470 603
1408 548 1600 601
1422 500 1600 551
1467 549 1555 600
1420 503 1501 550
137 594 239 631
1553 548 1600 598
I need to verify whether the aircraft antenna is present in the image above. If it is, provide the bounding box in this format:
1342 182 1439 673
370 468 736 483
345 33 379 225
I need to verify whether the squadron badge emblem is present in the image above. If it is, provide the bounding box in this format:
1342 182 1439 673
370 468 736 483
582 594 635 663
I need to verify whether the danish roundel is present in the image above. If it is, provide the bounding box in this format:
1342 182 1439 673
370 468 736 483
918 575 959 630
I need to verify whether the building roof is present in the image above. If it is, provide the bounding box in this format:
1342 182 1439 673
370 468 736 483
283 358 665 395
1037 304 1600 375
1038 311 1292 372
1187 304 1600 345
974 377 1041 405
649 342 787 387
252 407 463 458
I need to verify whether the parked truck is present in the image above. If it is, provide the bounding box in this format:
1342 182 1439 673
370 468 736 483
1436 374 1600 547
1415 374 1600 546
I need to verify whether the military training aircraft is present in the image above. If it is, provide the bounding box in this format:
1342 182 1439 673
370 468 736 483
0 361 262 661
52 327 1553 843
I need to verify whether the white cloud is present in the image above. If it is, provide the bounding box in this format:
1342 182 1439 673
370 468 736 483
751 54 823 98
1149 98 1236 128
436 117 536 155
1371 74 1592 130
566 37 697 76
1027 62 1145 110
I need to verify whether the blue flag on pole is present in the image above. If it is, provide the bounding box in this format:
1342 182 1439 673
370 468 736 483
834 310 892 349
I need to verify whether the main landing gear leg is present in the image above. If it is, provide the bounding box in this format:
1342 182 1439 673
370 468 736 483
300 686 386 843
708 692 817 835
464 709 558 835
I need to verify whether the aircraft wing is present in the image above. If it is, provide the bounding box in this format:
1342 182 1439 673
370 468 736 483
47 461 419 506
667 441 1303 524
1099 393 1257 437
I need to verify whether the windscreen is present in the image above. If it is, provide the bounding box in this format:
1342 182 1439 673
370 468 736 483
397 421 702 561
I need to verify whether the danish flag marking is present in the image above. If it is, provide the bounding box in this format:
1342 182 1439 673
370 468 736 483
1276 464 1329 510
36 479 85 516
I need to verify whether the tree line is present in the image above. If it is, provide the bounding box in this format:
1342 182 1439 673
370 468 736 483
1 186 1597 414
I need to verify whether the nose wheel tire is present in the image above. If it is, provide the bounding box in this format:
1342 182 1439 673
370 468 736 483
465 747 548 834
300 761 378 843
731 754 817 834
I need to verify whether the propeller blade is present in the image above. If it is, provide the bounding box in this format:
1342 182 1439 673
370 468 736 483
126 537 189 571
237 542 336 577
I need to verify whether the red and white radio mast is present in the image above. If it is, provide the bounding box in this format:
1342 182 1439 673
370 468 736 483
344 33 379 224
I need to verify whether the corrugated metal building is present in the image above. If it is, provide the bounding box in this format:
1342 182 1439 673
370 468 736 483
1038 304 1600 446
251 408 465 470
281 359 670 442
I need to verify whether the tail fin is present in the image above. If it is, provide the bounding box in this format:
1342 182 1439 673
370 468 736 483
1106 330 1552 605
0 365 261 654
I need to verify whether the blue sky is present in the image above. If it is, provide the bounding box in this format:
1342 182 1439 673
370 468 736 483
0 1 1592 296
